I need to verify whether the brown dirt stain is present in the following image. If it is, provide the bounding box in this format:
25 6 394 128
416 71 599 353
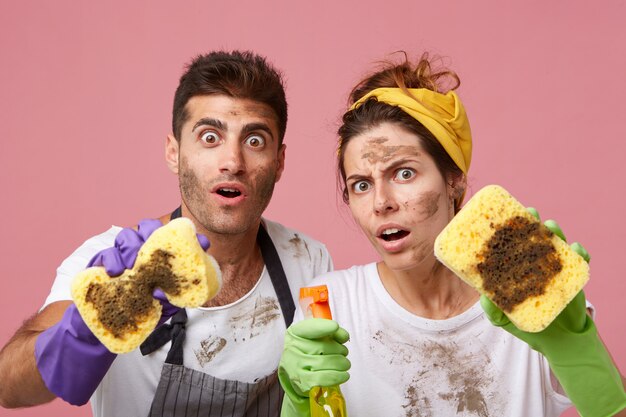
230 296 281 339
194 335 227 367
416 191 440 220
361 137 421 164
371 329 501 416
288 233 311 260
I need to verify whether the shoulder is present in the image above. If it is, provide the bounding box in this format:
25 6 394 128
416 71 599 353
43 226 122 308
262 218 331 264
262 219 334 296
64 226 122 263
263 218 327 251
292 263 377 323
308 263 376 292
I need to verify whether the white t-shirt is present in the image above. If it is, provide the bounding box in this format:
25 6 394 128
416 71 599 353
43 218 333 417
296 263 574 417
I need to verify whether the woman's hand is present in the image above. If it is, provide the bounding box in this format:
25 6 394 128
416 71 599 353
278 318 351 417
481 210 626 417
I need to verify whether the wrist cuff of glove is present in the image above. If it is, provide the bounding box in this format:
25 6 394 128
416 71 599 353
280 390 310 417
35 306 117 405
547 320 626 417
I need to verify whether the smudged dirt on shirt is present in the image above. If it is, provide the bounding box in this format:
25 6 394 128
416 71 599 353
371 329 502 417
229 296 281 340
284 233 312 261
194 335 227 367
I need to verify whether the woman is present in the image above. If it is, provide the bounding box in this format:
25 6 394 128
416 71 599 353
278 53 626 417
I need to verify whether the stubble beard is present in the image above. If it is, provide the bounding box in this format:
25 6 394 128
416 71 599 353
178 158 278 236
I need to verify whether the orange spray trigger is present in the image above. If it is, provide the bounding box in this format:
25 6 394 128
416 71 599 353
299 285 333 320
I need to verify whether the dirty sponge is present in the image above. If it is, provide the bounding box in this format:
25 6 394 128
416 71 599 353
434 185 589 332
72 218 221 353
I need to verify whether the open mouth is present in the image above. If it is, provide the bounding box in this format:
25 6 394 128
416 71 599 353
379 228 410 242
216 188 242 198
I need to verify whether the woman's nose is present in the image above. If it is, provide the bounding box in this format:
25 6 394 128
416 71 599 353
373 185 399 215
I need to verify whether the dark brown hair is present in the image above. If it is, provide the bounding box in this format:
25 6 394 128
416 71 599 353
172 51 288 143
337 52 465 211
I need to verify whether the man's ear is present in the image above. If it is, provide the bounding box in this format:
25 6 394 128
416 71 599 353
165 134 180 174
274 144 286 183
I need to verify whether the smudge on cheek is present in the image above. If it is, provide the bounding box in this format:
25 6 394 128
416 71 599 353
251 165 278 202
406 239 433 266
179 157 205 207
416 191 441 221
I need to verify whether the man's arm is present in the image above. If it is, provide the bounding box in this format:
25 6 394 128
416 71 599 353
0 301 70 408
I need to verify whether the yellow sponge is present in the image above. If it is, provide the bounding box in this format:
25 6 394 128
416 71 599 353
434 185 589 332
71 217 222 353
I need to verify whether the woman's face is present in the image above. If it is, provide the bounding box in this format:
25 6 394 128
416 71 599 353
343 122 462 271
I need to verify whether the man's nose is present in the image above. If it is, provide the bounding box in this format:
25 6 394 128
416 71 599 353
218 140 245 175
373 185 399 215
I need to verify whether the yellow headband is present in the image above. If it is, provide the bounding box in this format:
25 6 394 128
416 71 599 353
349 88 472 173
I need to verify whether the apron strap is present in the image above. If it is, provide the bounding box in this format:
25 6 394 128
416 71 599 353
140 309 188 364
257 223 295 327
139 206 187 359
170 206 182 220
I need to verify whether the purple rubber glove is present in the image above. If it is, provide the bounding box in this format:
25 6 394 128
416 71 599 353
88 219 164 276
35 303 116 406
35 219 210 405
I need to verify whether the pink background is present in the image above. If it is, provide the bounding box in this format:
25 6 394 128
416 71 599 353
1 1 625 416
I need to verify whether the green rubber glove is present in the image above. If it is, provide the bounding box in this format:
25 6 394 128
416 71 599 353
278 318 351 417
481 212 626 417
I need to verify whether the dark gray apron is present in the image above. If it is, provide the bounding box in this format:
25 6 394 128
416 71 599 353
140 208 295 417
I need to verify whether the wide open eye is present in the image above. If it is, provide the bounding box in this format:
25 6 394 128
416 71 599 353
244 134 265 148
352 180 371 194
395 168 415 181
200 131 219 145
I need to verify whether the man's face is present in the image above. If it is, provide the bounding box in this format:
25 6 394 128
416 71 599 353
166 95 285 236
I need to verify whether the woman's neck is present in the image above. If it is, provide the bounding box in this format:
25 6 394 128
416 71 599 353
377 258 479 320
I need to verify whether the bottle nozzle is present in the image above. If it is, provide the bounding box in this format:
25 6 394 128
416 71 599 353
299 285 332 320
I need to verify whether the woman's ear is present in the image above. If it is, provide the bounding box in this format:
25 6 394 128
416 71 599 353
447 173 467 200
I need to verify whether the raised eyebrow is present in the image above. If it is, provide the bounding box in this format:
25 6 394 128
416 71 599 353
383 158 420 173
346 173 370 183
346 158 419 182
192 118 226 132
242 123 275 140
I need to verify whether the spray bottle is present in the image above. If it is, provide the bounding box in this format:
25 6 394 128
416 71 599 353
299 285 348 417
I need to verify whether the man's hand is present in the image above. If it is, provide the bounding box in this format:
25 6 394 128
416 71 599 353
278 318 351 417
35 219 210 405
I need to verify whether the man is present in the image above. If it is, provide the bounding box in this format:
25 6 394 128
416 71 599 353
0 51 332 416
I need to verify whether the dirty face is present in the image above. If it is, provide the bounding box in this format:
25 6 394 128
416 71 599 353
166 95 285 235
343 123 461 271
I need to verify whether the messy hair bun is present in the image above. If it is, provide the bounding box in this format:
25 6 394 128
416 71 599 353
337 52 465 211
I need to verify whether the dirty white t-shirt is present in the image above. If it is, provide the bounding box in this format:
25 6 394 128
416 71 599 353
296 263 573 417
43 218 332 417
